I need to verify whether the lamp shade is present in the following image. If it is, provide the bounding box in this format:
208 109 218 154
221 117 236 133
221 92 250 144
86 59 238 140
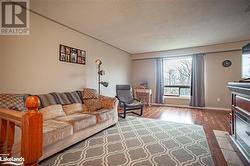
95 59 102 65
98 70 105 76
100 81 109 87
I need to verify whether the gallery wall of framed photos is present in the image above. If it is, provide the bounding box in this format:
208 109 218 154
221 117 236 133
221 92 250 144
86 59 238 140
59 44 86 65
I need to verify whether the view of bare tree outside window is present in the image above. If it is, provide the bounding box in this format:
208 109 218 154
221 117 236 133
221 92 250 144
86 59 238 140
163 57 192 96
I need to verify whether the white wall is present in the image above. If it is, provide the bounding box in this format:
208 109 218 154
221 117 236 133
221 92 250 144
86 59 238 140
131 41 248 109
132 59 156 100
0 13 131 96
205 51 241 109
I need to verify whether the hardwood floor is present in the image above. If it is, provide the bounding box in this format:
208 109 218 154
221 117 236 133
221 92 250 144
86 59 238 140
124 106 231 166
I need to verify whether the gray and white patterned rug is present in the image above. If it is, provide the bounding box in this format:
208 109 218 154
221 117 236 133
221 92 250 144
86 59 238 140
40 116 214 166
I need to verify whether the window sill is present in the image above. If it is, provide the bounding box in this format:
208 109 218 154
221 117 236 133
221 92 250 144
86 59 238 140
164 96 190 100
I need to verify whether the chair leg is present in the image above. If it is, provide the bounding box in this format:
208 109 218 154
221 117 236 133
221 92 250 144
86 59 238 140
140 106 143 116
123 108 126 118
118 107 126 118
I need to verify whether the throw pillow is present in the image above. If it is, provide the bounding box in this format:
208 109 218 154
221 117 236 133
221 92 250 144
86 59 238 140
0 94 26 111
99 95 117 109
39 104 65 120
82 88 98 100
84 98 102 112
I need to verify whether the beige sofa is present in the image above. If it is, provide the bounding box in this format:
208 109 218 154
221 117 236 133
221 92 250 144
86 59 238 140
0 89 119 161
41 101 118 161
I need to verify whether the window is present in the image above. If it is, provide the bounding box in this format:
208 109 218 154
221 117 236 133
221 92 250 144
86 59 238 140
163 56 192 97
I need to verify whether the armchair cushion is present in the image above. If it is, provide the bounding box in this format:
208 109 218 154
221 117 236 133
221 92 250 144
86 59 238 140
125 100 143 108
116 90 133 103
116 85 134 103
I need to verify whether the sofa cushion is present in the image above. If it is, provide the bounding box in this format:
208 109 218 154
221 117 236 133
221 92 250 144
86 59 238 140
65 91 82 103
62 103 88 115
37 94 57 108
84 98 102 112
39 105 66 120
90 109 115 123
51 92 71 105
55 113 97 132
0 94 26 111
82 88 98 99
43 119 73 147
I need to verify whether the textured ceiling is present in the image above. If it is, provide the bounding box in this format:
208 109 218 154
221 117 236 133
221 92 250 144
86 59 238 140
31 0 250 54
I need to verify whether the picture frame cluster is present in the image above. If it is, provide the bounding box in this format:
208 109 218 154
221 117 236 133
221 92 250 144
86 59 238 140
59 44 86 65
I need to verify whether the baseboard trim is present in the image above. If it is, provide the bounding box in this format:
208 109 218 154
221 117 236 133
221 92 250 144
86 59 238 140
205 107 231 112
151 103 231 112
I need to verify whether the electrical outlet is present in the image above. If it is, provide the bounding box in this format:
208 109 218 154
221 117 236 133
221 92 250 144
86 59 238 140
217 98 220 102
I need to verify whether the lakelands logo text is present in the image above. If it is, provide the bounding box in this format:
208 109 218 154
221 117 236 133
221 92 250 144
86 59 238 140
0 154 24 165
0 0 30 35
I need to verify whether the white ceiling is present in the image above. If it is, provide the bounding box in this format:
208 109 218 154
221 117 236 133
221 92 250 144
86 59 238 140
31 0 250 54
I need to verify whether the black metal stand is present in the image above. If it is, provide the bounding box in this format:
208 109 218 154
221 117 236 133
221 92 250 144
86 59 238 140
97 64 101 94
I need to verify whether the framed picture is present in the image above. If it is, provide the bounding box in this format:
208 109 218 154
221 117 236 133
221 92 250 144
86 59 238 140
59 44 86 65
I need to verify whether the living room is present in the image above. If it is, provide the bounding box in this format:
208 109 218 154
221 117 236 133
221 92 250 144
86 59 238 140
1 0 250 166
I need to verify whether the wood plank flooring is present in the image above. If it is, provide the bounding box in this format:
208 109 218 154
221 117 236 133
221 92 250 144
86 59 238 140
125 106 231 166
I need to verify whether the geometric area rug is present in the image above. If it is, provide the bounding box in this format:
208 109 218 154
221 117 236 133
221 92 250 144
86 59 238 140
40 116 214 166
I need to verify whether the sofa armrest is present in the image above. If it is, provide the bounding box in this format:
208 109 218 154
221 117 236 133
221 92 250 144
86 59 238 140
0 108 23 126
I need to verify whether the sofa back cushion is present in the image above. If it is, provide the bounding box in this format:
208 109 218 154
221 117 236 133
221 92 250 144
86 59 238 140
51 92 71 105
63 103 88 115
51 91 83 105
38 91 82 108
0 94 26 111
65 91 82 103
39 104 65 120
37 94 57 108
